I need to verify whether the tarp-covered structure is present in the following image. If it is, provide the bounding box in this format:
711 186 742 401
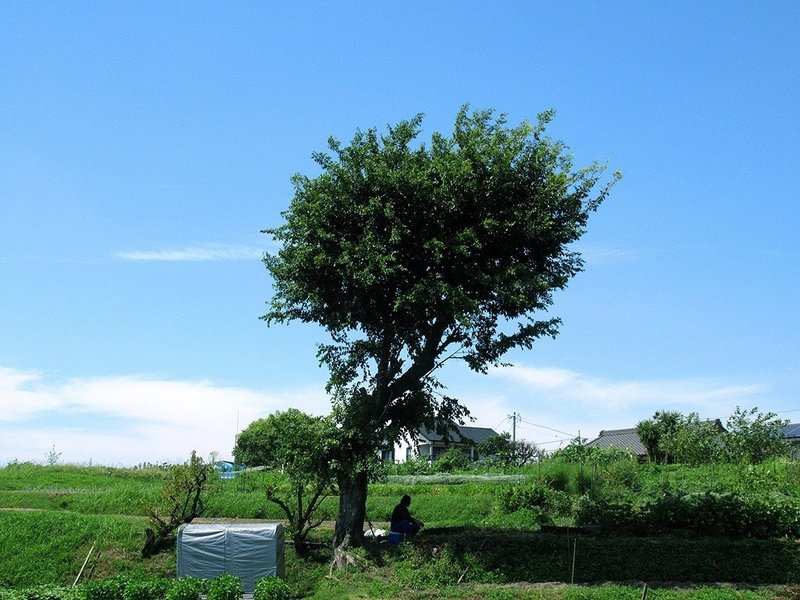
177 523 285 593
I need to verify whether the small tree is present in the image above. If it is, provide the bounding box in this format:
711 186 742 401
723 407 789 464
660 412 723 466
636 411 683 464
478 433 543 467
435 446 470 472
142 451 211 557
234 409 337 553
44 445 62 466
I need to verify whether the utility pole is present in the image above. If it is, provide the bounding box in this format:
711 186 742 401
510 412 519 444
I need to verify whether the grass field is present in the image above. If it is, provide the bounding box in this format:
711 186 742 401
1 461 799 599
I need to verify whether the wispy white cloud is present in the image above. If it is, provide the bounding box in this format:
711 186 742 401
575 243 638 265
471 364 772 447
116 244 264 262
0 367 330 466
491 365 767 410
491 366 771 439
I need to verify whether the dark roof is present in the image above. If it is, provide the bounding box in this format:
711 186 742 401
780 423 800 440
418 424 499 446
586 427 647 456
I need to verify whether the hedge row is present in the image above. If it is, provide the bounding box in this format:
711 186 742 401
407 528 800 585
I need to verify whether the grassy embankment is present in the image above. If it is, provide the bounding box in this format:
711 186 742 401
1 461 799 598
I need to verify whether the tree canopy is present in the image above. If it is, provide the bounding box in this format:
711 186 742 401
636 407 789 465
234 409 337 552
262 105 618 549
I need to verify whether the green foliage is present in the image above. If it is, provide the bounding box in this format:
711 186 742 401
497 483 572 526
638 407 789 466
234 410 337 552
400 526 800 585
263 105 617 544
122 577 169 600
478 433 543 468
660 413 723 466
142 451 212 557
253 576 293 600
550 438 634 466
434 447 470 473
637 411 683 463
723 407 789 463
81 577 128 600
575 490 800 538
206 574 243 600
11 585 78 600
164 577 206 600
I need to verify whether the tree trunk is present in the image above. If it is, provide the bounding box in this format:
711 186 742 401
333 470 368 565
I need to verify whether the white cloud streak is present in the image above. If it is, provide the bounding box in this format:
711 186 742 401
575 243 638 265
0 367 330 466
491 365 767 409
116 244 264 262
484 364 771 444
1 363 773 465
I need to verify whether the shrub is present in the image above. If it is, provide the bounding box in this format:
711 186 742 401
206 574 243 600
435 448 470 473
165 577 207 600
497 483 572 525
81 577 129 600
253 576 293 600
14 586 77 600
123 578 170 600
574 490 800 538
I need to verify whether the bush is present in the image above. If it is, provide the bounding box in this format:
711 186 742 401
574 490 800 538
253 576 293 600
389 456 436 476
81 577 129 600
497 483 572 526
206 574 243 600
14 586 77 600
435 448 470 473
123 578 170 600
165 577 206 600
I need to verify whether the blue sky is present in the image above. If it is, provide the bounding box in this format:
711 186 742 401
2 2 798 465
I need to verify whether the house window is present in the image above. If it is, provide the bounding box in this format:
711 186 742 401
380 448 395 464
406 447 414 460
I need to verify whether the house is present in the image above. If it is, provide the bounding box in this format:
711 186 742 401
780 423 800 459
585 427 647 460
382 424 500 464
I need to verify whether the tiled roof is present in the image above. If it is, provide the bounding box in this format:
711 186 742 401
586 427 647 456
780 423 800 440
419 424 499 446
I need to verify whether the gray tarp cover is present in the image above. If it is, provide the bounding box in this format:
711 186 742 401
177 523 285 593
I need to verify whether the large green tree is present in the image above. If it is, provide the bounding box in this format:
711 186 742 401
263 106 618 555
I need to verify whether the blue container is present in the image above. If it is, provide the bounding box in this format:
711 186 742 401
387 531 404 545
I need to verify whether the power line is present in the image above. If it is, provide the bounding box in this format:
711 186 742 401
493 415 511 431
516 415 577 438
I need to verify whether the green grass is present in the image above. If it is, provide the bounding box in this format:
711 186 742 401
2 461 800 598
0 510 172 588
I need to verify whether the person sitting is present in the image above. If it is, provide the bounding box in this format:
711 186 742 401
390 494 423 537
